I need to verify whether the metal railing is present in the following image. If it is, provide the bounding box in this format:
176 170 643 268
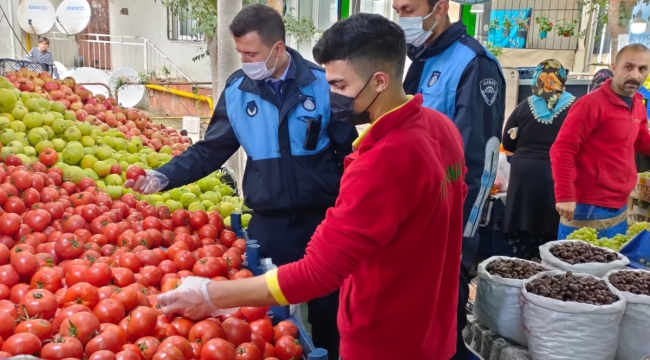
33 32 192 82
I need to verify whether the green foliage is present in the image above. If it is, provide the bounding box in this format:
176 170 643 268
486 43 502 57
579 0 650 27
489 18 500 31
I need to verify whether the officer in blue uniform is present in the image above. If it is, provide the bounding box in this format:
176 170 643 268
127 5 356 359
393 0 506 359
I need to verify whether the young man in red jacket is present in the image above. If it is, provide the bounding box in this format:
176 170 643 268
551 43 650 238
156 13 467 360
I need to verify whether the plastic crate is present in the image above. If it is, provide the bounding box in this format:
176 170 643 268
0 58 53 76
231 213 328 360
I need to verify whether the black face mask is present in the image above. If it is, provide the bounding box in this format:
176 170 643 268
330 75 380 126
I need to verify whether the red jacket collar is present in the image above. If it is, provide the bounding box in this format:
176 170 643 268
599 78 644 106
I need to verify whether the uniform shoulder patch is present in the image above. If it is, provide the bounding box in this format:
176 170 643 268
428 71 441 87
302 96 316 111
479 78 498 106
246 100 258 117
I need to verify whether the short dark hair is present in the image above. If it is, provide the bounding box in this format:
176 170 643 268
616 43 650 63
427 0 440 6
38 37 49 44
313 13 406 79
229 4 286 47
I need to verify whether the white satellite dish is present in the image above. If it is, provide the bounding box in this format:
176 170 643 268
55 0 91 35
108 68 145 107
17 0 56 35
70 67 110 97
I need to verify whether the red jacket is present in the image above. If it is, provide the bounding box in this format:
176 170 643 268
550 79 650 208
272 95 467 360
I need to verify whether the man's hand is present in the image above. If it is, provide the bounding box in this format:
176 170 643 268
123 169 169 194
156 276 237 320
556 201 577 221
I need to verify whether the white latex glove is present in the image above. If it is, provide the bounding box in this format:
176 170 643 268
156 276 237 320
123 169 169 194
507 127 519 140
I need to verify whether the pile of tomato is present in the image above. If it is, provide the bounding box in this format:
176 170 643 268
0 163 304 360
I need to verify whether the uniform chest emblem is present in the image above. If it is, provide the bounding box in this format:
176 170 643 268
302 97 316 111
428 71 441 87
246 101 258 117
480 78 498 106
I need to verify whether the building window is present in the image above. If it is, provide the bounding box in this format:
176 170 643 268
167 8 204 42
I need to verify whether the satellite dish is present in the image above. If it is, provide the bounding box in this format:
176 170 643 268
55 0 91 35
70 67 110 97
108 68 145 107
17 0 56 35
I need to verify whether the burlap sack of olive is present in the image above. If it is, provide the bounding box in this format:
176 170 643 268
604 269 650 360
474 256 549 346
539 240 630 278
519 270 626 360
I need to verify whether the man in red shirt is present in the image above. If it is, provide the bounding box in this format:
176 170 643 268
157 13 467 360
551 44 650 238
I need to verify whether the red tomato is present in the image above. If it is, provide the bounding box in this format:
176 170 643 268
115 350 143 360
219 230 237 248
54 233 84 260
0 213 21 235
263 343 275 359
15 319 53 341
238 307 269 323
249 334 266 356
135 336 160 360
10 251 39 277
0 311 16 339
85 262 113 287
201 338 236 360
222 251 242 270
188 319 226 344
2 332 42 356
39 148 59 166
10 170 33 191
231 239 247 254
273 321 298 341
273 335 303 360
63 282 100 309
126 167 146 181
59 311 101 345
158 335 193 359
51 304 91 332
138 249 162 266
10 283 31 304
118 253 142 273
111 286 139 311
89 350 118 360
41 336 85 360
192 257 223 278
222 318 251 345
126 306 158 341
112 267 136 287
231 269 254 280
19 289 58 320
23 209 51 232
172 250 196 271
169 318 194 338
93 298 126 324
236 342 261 360
85 330 124 357
139 266 163 287
249 319 273 343
152 346 185 360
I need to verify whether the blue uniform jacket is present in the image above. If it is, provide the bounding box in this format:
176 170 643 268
156 48 358 214
403 23 505 263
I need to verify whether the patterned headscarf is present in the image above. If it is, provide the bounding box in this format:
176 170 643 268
590 69 613 93
531 59 568 111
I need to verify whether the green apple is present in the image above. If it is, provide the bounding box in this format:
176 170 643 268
113 139 127 152
35 140 53 153
241 214 251 228
96 180 106 188
166 200 184 213
77 122 92 136
207 206 219 213
10 120 26 134
112 152 125 163
139 147 154 155
159 145 173 155
105 185 123 200
200 191 222 204
0 116 10 130
41 125 54 140
15 132 27 146
104 174 123 186
63 110 75 121
52 112 63 120
23 146 36 157
53 162 68 171
223 216 231 228
0 147 14 160
201 200 215 209
96 146 113 161
84 147 96 156
9 140 24 154
64 127 82 142
11 105 28 120
50 102 66 114
27 128 48 146
16 154 31 165
80 155 98 169
93 161 110 177
51 138 66 152
104 158 118 167
161 192 171 201
219 185 235 196
19 93 29 103
179 193 198 209
51 119 67 134
188 203 206 211
24 99 40 112
90 129 103 139
169 187 189 201
197 177 217 193
0 129 16 146
119 161 130 171
36 98 50 111
22 112 43 129
62 142 84 165
145 152 160 168
41 112 55 126
219 202 235 218
102 136 116 149
83 168 99 181
62 166 85 183
186 183 202 197
80 136 95 147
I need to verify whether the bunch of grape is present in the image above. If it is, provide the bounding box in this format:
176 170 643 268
626 221 649 239
566 227 598 245
597 234 628 251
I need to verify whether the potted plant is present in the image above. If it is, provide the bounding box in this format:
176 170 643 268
515 17 529 38
502 18 513 37
489 18 500 33
556 19 578 38
535 14 553 39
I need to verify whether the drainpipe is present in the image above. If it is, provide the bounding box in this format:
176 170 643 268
7 0 16 57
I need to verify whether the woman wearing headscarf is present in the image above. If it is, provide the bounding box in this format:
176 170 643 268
590 69 613 93
501 59 576 259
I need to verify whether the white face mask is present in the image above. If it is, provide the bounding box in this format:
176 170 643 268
242 43 279 81
399 4 440 47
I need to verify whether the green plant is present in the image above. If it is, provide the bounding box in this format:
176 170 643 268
535 14 553 32
556 19 578 37
283 10 320 43
487 43 502 57
502 18 513 31
515 17 529 30
489 18 500 31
